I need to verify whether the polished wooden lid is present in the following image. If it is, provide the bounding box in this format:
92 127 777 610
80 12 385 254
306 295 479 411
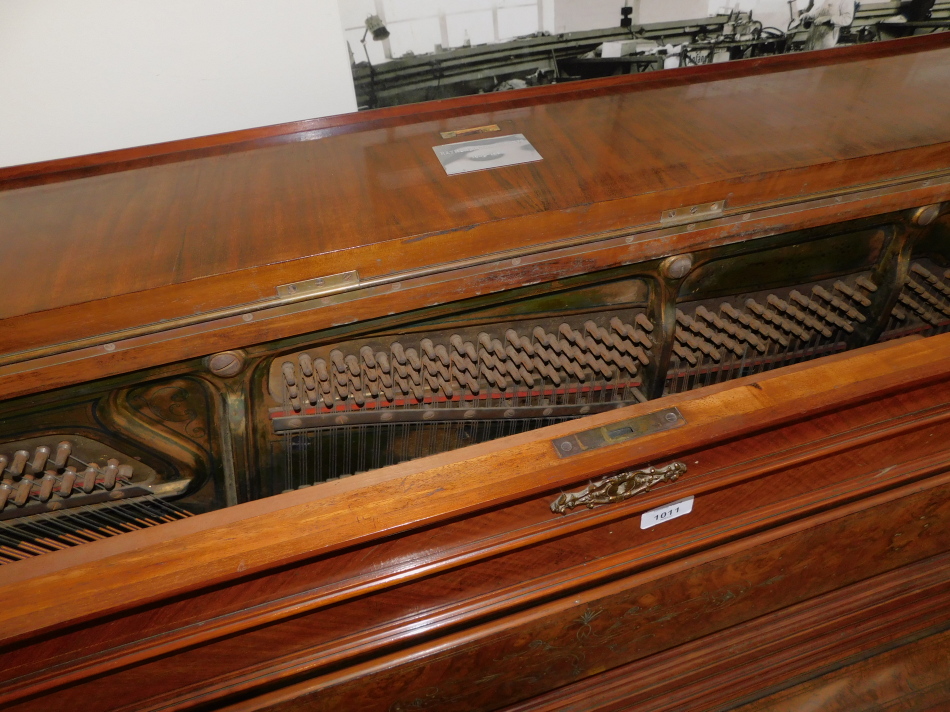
1 34 949 393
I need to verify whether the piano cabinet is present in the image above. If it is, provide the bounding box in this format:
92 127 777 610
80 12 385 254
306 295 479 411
2 336 950 711
1 32 950 712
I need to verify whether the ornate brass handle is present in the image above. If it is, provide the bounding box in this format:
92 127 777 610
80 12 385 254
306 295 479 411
550 462 687 515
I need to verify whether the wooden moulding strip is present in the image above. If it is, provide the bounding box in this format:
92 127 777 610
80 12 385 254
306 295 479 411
215 471 950 712
67 446 950 712
0 170 949 403
0 335 948 647
496 551 950 712
728 627 950 712
6 398 950 707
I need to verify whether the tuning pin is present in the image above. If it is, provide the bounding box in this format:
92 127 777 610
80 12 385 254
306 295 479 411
568 359 587 380
635 314 654 332
81 465 99 493
439 377 453 399
534 357 561 384
14 480 33 507
501 345 525 370
486 338 504 361
39 470 58 501
558 323 580 345
52 441 73 469
390 342 407 365
493 371 508 391
28 446 51 475
363 368 380 383
359 346 376 369
9 450 29 477
343 355 359 377
834 281 871 307
450 335 477 360
329 350 347 373
0 479 13 509
0 455 7 475
59 466 77 497
672 343 698 366
453 371 472 395
102 459 119 489
298 352 314 377
281 362 297 386
333 377 348 400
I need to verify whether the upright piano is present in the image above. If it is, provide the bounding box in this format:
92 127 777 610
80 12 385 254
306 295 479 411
1 33 949 712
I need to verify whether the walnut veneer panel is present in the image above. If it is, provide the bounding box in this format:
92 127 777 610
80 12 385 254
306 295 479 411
0 35 948 328
3 336 950 711
733 628 950 711
501 554 950 712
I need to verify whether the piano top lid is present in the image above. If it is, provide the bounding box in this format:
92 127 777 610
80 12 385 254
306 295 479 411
1 33 950 362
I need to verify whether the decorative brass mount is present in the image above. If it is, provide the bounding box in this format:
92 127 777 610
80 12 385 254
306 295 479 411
550 461 687 514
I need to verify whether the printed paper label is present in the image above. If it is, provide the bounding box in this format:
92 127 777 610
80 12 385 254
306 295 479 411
640 496 694 530
433 133 542 175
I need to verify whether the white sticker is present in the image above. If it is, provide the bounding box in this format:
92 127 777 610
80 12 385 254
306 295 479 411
433 134 542 175
640 496 694 530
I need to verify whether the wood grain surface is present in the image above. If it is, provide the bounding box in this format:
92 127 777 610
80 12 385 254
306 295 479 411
215 475 950 712
733 627 950 712
500 552 950 712
1 34 948 354
2 336 949 711
0 335 946 644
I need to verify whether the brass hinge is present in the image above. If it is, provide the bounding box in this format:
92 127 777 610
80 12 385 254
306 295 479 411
551 407 685 458
440 124 500 139
660 200 726 226
276 270 360 300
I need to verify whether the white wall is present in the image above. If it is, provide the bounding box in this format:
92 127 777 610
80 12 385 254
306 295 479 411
550 0 629 33
639 0 708 24
549 0 709 34
341 0 542 65
0 0 357 168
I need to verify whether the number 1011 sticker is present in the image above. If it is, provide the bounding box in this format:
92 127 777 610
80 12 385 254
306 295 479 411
640 496 694 529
